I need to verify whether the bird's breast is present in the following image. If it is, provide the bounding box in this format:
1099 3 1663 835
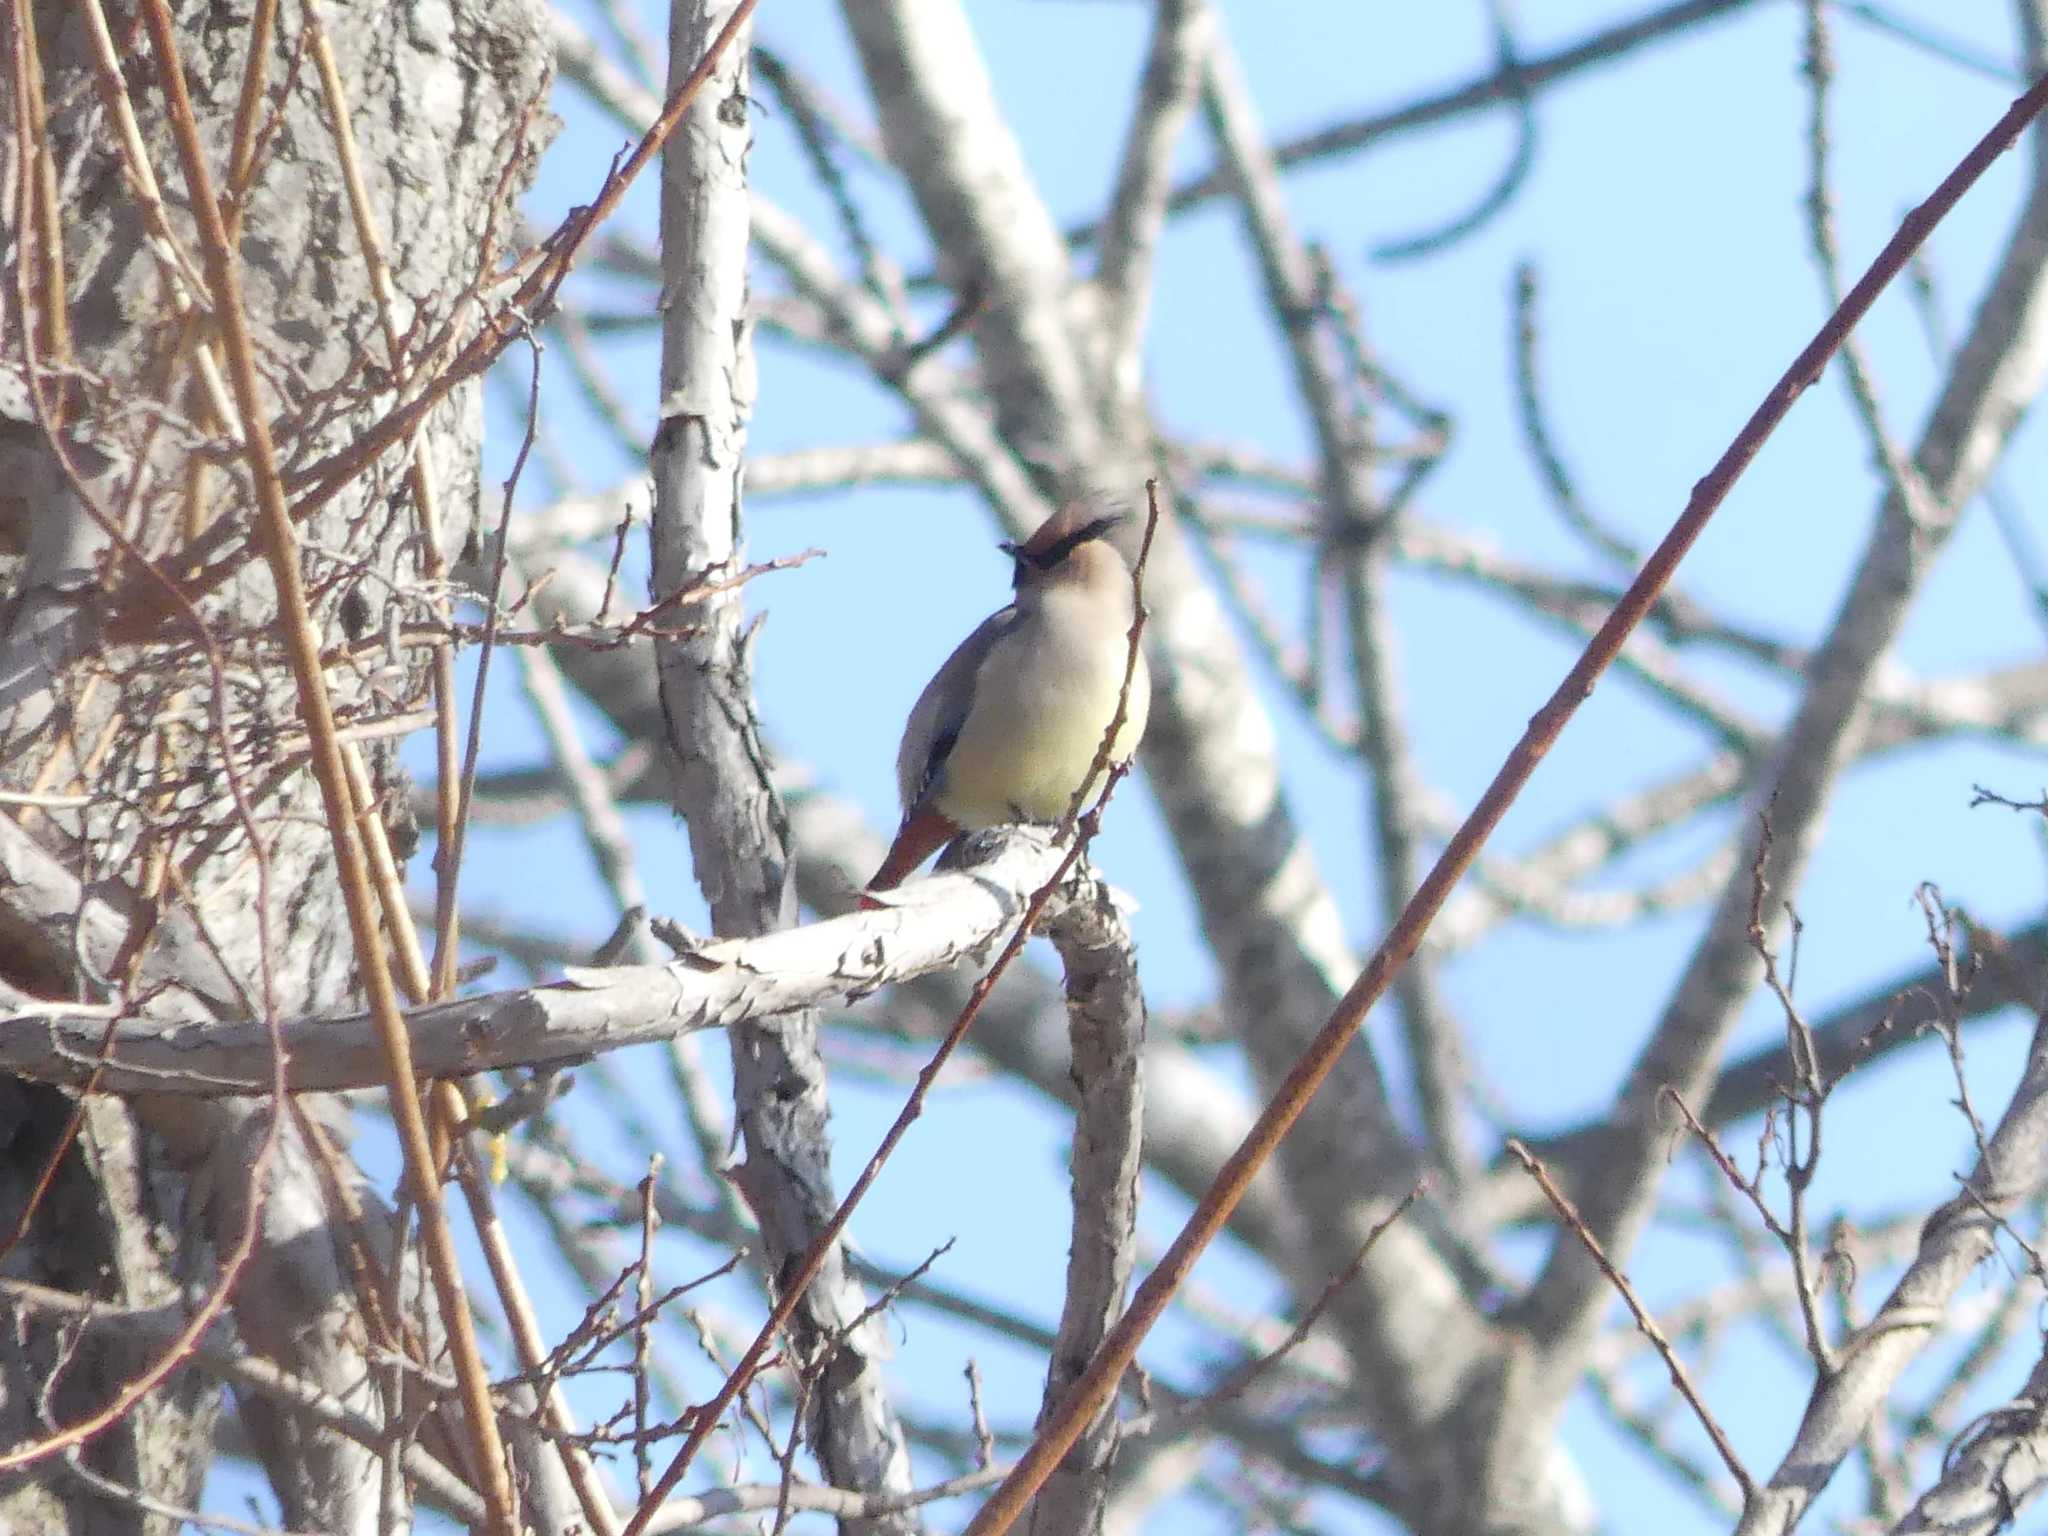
931 595 1149 827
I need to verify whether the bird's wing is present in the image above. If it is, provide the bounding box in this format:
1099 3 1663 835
895 604 1022 811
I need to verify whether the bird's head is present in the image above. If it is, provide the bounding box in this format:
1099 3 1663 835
1000 507 1129 596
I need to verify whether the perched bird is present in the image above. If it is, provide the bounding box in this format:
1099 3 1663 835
864 506 1152 897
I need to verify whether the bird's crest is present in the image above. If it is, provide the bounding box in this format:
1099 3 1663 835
1000 506 1125 575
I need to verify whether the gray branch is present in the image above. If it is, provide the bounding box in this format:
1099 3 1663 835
1 834 1072 1093
1196 9 1472 1189
1028 879 1147 1535
1890 1341 2048 1535
1736 1012 2048 1536
648 10 919 1519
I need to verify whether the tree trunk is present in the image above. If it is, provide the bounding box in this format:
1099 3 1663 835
0 1 551 1528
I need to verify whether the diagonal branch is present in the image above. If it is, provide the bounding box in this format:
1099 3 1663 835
1890 1339 2048 1534
1518 56 2048 1403
962 62 2048 1536
1089 0 1211 409
1737 1009 2048 1536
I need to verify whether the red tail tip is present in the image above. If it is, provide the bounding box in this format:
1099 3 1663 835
863 805 960 897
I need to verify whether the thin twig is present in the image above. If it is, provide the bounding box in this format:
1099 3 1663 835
1512 262 1641 567
1371 0 1537 261
1800 0 1942 531
1507 1140 1753 1501
1196 1184 1423 1413
0 1280 485 1522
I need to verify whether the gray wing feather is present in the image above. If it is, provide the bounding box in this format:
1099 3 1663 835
896 606 1021 811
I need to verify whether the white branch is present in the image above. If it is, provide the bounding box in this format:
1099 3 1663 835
0 837 1070 1094
1029 882 1146 1533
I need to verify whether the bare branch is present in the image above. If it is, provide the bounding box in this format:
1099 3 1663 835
1507 1141 1751 1504
1 834 1075 1093
1891 1345 2048 1534
1090 0 1211 407
647 4 920 1520
1027 880 1147 1534
0 1280 485 1524
1107 0 1758 232
1736 1009 2048 1535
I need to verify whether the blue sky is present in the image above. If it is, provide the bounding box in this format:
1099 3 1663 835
316 3 2048 1532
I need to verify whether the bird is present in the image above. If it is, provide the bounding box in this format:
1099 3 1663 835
863 505 1152 899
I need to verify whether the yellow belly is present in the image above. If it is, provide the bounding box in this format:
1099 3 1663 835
934 652 1150 828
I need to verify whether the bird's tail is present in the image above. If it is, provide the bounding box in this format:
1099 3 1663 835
861 804 960 905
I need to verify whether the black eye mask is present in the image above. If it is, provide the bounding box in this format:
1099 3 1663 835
1000 514 1124 584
